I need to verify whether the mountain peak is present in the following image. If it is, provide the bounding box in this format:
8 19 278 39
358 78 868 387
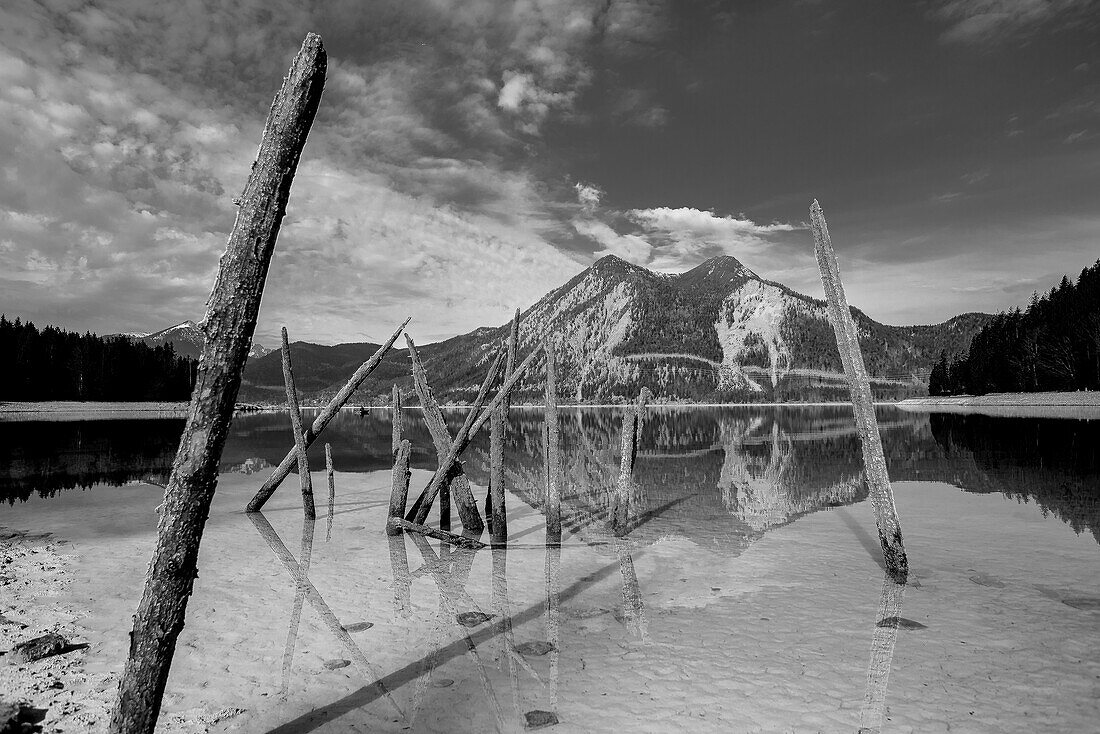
688 255 757 280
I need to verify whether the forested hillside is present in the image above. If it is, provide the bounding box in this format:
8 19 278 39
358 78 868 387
0 316 196 401
931 260 1100 395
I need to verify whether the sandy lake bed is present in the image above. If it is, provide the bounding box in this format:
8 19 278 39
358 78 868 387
3 464 1099 733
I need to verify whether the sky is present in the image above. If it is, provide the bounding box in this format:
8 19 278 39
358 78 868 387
0 0 1097 345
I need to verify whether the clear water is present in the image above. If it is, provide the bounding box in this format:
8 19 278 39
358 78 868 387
2 406 1098 732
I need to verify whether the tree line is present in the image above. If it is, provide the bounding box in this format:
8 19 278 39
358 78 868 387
930 260 1100 395
0 315 197 401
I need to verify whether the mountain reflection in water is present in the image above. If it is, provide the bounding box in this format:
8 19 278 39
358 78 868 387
3 407 1098 545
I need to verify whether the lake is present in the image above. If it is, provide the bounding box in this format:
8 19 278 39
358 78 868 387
2 406 1099 732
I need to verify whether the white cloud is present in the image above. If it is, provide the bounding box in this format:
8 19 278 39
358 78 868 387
571 217 652 264
574 181 604 210
931 0 1098 43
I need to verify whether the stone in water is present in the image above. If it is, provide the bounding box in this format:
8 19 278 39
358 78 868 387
1061 597 1100 611
10 633 67 663
515 641 555 656
524 710 559 729
456 611 494 627
323 659 351 670
343 622 374 632
877 616 927 630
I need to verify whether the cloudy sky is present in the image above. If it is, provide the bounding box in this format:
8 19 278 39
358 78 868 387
1 1 1097 345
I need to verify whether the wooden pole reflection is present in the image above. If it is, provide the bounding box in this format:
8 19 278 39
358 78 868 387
280 514 315 694
858 572 906 733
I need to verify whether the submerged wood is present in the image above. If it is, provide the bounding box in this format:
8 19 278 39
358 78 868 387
387 534 411 619
404 334 490 533
110 34 327 734
810 199 908 584
282 328 315 519
246 316 410 513
388 517 488 550
391 385 402 457
408 347 522 525
544 341 562 540
386 440 412 536
325 443 334 541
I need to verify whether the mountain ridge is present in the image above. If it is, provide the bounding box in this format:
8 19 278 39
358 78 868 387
238 254 991 404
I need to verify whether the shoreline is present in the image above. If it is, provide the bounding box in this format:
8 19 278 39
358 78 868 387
0 401 188 422
898 391 1100 407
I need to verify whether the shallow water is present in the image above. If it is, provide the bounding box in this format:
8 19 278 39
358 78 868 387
2 406 1099 732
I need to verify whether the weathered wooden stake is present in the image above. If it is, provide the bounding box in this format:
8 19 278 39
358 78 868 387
810 199 908 584
282 327 315 520
404 334 493 533
246 316 410 513
110 34 327 734
387 517 488 550
544 341 561 541
386 439 412 535
407 347 532 526
324 443 334 541
489 309 521 546
391 385 402 457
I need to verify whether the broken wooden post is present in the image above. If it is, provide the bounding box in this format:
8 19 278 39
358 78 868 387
810 199 908 584
489 310 521 546
387 517 488 550
406 347 522 526
110 33 327 734
325 443 335 541
404 334 492 534
386 440 412 535
544 341 561 541
246 317 410 513
282 327 316 520
612 387 650 532
391 385 402 457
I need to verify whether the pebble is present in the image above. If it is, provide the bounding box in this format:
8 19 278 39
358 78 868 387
430 678 454 688
323 659 351 670
969 574 1006 588
1061 597 1100 611
877 616 928 630
343 622 374 633
11 632 67 663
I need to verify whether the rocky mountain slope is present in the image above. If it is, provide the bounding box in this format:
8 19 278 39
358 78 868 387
238 254 990 404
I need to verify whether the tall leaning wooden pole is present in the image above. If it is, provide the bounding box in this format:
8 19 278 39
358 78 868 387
809 199 908 584
110 34 327 733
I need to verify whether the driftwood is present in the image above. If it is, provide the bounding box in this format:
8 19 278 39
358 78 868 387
408 348 539 525
391 385 402 457
544 342 562 541
809 200 908 584
404 334 491 533
110 34 327 734
386 440 412 535
387 517 488 550
246 317 410 512
324 443 334 541
282 328 315 519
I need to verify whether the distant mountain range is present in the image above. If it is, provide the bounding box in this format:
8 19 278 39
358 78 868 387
236 254 991 404
112 321 272 360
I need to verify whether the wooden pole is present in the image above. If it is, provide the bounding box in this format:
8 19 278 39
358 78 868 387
490 310 521 546
544 341 561 541
408 348 539 525
809 199 908 584
404 334 494 533
282 327 315 520
110 33 327 734
391 385 402 458
324 443 334 541
246 316 410 512
386 440 412 535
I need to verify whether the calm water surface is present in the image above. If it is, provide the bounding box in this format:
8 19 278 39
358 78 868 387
2 406 1098 732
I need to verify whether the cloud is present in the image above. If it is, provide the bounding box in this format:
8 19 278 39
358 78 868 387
930 0 1099 43
571 218 652 264
574 181 604 210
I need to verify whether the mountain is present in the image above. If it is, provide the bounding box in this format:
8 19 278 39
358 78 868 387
238 254 991 404
112 321 271 360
